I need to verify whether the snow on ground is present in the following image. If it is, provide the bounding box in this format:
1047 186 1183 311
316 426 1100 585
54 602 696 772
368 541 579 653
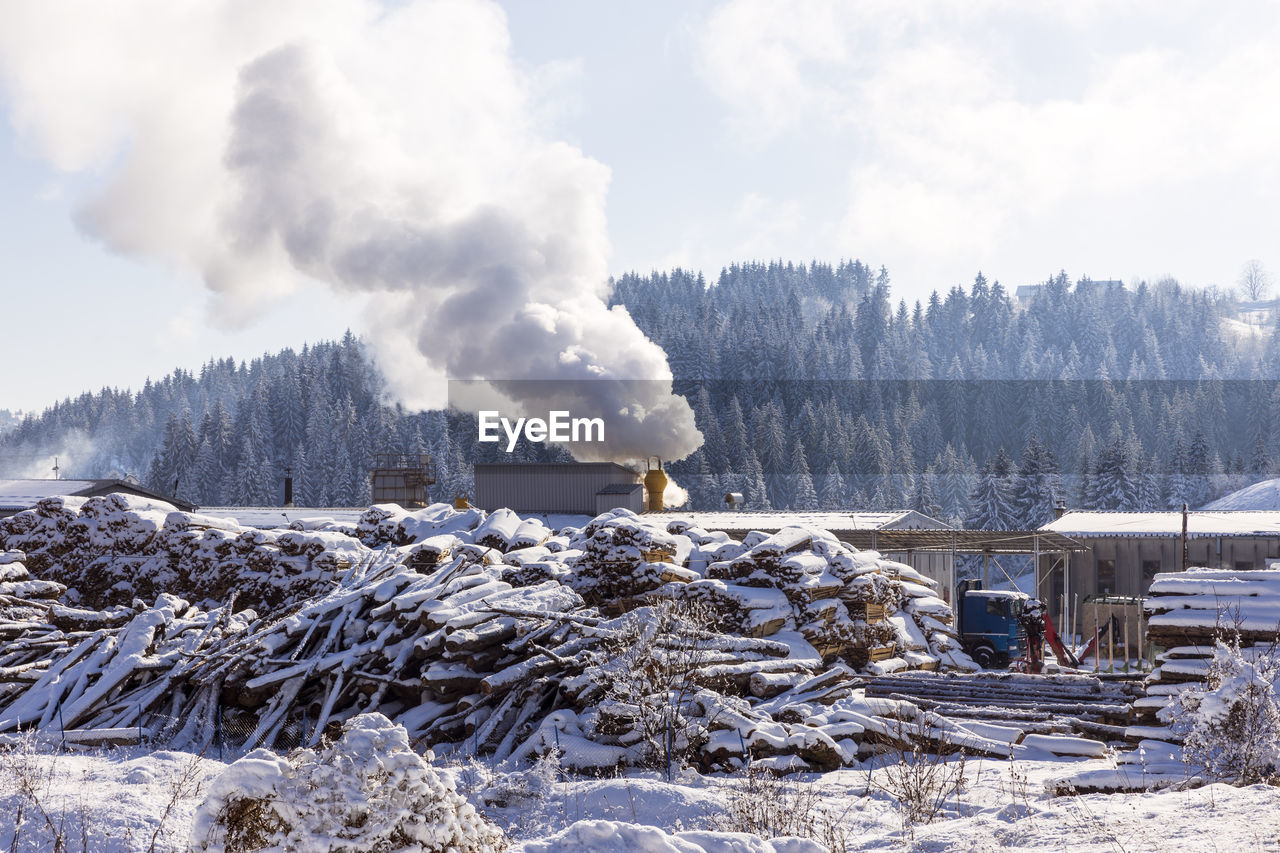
3 743 1280 852
0 740 225 852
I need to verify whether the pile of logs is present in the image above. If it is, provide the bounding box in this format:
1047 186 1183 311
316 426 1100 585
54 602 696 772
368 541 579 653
866 670 1140 741
1134 567 1280 730
0 495 363 611
0 497 1138 772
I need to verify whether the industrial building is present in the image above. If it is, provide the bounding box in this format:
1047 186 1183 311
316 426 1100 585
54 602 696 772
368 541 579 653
473 462 644 515
369 453 434 508
1039 509 1280 597
0 478 196 518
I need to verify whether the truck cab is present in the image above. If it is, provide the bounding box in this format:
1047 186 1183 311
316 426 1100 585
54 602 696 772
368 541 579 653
955 583 1028 669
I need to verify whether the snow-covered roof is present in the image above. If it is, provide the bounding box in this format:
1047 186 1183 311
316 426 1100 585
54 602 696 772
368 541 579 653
0 479 195 512
0 479 100 508
967 589 1029 599
640 509 951 532
199 507 370 529
1041 510 1280 538
1202 478 1280 511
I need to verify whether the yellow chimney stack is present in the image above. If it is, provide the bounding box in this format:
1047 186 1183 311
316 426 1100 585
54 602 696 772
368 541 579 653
643 458 667 512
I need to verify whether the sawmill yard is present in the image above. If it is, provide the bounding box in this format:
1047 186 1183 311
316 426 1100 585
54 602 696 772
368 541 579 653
1 495 1279 850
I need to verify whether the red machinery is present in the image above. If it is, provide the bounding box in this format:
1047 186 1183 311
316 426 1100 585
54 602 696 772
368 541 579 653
1015 599 1080 673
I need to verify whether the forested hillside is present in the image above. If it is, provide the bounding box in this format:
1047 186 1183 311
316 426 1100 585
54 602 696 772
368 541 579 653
3 263 1278 525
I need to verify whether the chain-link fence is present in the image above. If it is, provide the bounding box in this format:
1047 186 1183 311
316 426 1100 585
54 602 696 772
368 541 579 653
131 707 316 760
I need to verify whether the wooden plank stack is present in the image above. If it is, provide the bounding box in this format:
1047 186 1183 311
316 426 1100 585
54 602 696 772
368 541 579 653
1135 567 1280 732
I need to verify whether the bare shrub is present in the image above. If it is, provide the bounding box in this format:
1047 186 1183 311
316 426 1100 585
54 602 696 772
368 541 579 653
0 731 67 853
715 765 854 852
590 597 724 769
867 719 968 838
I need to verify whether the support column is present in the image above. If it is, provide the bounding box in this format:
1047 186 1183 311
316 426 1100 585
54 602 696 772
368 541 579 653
1034 533 1041 600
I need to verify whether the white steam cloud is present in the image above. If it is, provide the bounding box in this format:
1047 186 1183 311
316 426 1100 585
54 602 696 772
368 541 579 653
0 0 701 463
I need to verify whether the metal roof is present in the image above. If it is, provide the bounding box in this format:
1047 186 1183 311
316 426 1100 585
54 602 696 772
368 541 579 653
641 511 1083 553
474 462 638 477
0 478 196 512
640 509 949 532
0 479 99 507
597 483 643 495
1040 510 1280 538
199 507 369 529
832 528 1085 554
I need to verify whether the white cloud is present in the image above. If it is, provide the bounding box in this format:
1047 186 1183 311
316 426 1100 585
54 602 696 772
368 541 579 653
697 0 1280 291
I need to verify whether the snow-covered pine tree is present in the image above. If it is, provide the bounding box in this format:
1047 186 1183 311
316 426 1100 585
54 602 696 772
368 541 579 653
818 460 849 508
966 448 1017 530
787 439 819 510
1091 435 1138 511
1013 435 1063 527
911 465 943 520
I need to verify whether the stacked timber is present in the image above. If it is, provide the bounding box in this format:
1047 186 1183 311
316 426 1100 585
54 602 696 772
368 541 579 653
865 670 1140 741
1 551 66 616
1135 567 1280 732
2 500 1083 773
0 495 490 612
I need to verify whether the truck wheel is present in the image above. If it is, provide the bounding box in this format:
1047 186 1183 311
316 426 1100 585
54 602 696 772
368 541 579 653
972 645 997 669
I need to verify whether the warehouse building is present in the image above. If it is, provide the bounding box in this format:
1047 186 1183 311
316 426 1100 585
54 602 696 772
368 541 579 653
1039 510 1280 598
473 462 644 515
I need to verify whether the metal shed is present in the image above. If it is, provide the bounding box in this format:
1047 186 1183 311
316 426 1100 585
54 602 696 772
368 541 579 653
473 462 642 515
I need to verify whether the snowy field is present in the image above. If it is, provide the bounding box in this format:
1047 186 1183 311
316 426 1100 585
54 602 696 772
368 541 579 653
3 736 1280 852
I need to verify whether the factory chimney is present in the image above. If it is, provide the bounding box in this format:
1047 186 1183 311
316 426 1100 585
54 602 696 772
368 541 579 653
644 458 668 512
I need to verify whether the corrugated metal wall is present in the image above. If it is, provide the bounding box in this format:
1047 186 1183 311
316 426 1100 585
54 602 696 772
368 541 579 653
475 463 641 514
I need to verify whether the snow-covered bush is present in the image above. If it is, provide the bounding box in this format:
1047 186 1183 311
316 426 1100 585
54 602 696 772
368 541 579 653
1163 640 1280 785
190 713 505 852
585 597 724 769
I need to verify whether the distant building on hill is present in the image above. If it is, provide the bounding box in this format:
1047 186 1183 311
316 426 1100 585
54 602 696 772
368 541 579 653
0 478 196 519
1015 284 1043 304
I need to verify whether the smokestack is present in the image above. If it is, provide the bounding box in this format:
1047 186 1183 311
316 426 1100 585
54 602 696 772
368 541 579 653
643 458 668 512
1052 499 1067 520
284 469 294 507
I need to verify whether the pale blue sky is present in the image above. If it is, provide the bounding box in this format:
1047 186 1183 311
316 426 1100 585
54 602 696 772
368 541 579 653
2 1 1279 413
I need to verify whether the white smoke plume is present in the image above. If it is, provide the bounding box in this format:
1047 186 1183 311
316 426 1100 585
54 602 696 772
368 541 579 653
0 0 701 463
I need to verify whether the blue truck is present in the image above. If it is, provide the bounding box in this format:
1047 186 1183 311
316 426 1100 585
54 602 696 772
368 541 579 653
955 579 1028 669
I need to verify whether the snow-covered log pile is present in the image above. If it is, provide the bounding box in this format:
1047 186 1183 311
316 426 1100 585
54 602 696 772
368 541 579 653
1136 567 1280 728
0 494 370 611
0 550 66 626
0 498 1049 772
698 524 970 673
0 592 253 739
866 670 1140 742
